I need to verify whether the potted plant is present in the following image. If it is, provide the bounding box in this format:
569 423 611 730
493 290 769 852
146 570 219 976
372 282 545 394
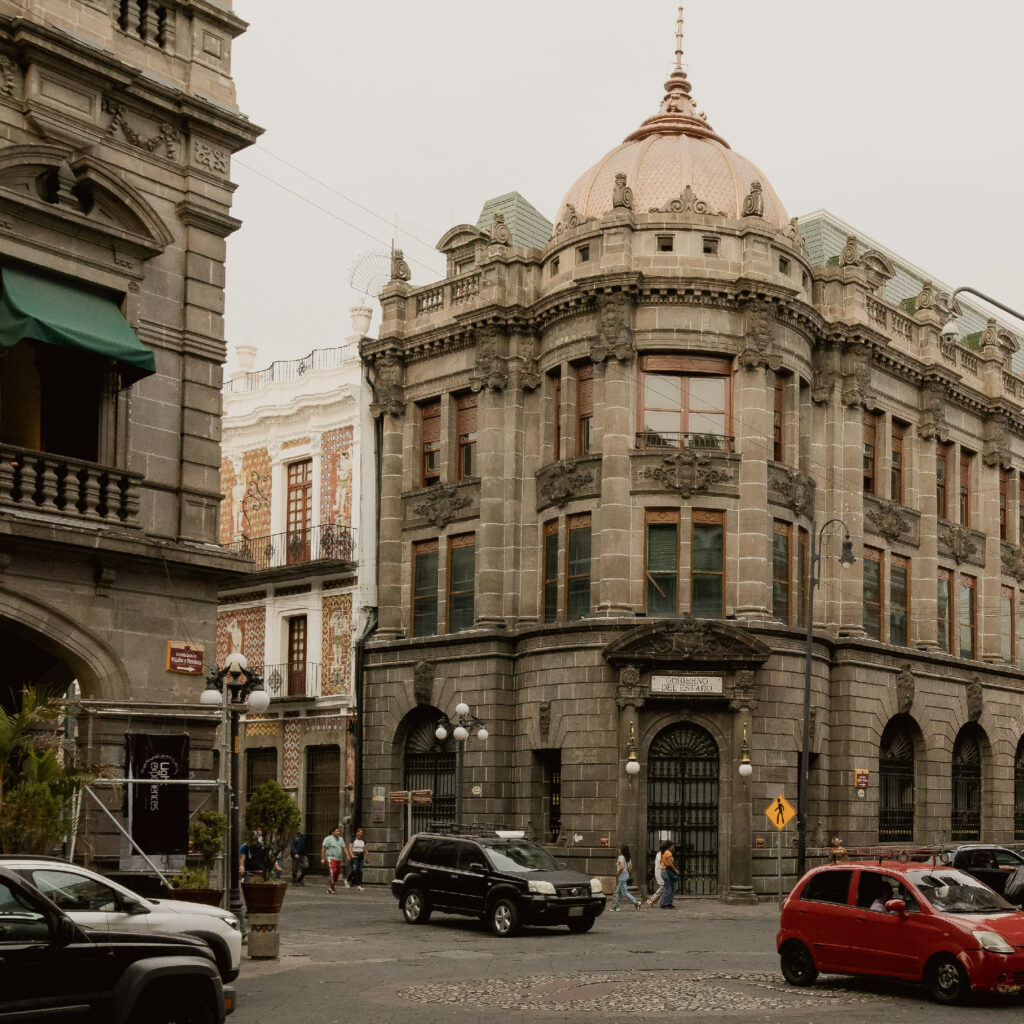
241 780 300 916
167 810 228 907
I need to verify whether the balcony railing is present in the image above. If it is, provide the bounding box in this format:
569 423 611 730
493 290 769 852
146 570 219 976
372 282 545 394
227 522 355 570
224 345 356 393
634 432 734 453
0 444 143 526
258 662 350 699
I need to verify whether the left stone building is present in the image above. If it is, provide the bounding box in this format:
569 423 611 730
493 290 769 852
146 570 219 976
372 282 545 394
0 1 260 862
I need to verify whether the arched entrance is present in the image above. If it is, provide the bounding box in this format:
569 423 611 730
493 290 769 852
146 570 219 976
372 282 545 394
402 709 455 838
952 725 983 841
646 722 719 896
878 716 915 842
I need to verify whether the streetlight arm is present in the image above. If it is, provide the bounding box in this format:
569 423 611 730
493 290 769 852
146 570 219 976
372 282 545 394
811 518 854 586
948 287 1024 328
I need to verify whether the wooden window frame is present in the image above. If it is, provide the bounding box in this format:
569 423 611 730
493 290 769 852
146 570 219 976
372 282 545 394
1000 469 1010 541
420 399 441 488
797 527 809 629
773 374 785 463
863 413 877 495
891 421 905 504
551 370 562 460
960 449 972 526
542 520 559 624
446 533 475 633
772 520 792 624
576 363 593 457
287 614 308 697
411 539 439 638
937 568 954 653
286 459 313 562
638 355 733 449
959 573 977 660
691 509 726 618
644 509 680 616
455 394 477 482
890 553 910 648
1002 584 1016 666
863 546 884 641
1019 476 1024 545
936 443 949 520
565 513 591 621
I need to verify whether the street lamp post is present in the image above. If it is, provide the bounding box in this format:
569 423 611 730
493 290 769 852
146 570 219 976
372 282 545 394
940 287 1024 340
797 520 856 880
201 653 270 913
435 702 487 833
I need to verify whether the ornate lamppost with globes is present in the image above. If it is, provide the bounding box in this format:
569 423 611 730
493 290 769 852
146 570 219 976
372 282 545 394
201 653 270 913
435 702 487 832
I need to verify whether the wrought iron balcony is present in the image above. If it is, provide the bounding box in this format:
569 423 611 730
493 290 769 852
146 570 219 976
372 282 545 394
256 662 350 700
228 522 355 570
634 431 734 453
0 444 143 527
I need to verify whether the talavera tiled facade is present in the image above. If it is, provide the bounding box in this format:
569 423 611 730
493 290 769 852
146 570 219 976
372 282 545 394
359 33 1024 897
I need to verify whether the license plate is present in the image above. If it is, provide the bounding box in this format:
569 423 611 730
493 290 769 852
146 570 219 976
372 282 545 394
568 906 583 917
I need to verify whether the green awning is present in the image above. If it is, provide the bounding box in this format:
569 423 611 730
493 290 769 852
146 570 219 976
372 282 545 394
0 265 156 384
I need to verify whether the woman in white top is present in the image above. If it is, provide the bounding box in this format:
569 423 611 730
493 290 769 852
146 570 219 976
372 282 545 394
612 844 640 911
646 842 666 907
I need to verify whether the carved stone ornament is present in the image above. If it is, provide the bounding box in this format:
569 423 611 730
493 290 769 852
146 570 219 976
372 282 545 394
915 280 936 312
470 325 508 392
489 212 512 246
0 56 19 97
983 411 1012 469
590 293 635 363
649 184 724 216
412 482 472 529
772 466 816 519
413 660 435 705
104 99 179 158
1002 544 1024 584
917 380 949 441
538 700 551 738
896 664 915 715
741 180 764 218
639 449 730 499
616 664 646 709
390 248 411 282
518 331 541 391
967 676 983 723
785 217 809 256
647 620 731 659
537 460 594 508
841 347 874 408
939 523 979 566
840 234 860 267
369 353 405 418
729 669 759 712
738 300 781 371
553 202 595 236
865 499 911 544
612 172 634 210
811 369 836 405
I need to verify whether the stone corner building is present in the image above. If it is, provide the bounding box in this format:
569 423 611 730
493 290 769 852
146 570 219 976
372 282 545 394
0 1 259 858
360 30 1024 897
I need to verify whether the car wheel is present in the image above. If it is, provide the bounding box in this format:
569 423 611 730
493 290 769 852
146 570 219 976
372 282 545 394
567 915 595 934
488 897 520 937
401 888 432 924
926 954 970 1004
779 940 818 987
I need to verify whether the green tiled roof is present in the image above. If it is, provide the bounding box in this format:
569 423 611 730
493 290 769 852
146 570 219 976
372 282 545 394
476 192 553 250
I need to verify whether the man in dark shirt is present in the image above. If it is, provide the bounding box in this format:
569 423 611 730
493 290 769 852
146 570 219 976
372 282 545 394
290 831 308 886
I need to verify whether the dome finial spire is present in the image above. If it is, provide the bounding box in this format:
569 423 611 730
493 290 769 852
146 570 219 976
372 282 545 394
675 4 684 71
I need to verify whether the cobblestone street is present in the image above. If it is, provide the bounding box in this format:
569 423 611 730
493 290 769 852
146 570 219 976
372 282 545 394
232 885 1024 1022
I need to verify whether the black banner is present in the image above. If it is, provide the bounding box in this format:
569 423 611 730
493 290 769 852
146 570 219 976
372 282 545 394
124 733 190 856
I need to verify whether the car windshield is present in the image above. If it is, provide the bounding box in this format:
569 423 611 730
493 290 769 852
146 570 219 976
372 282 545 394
907 869 1015 914
483 840 562 873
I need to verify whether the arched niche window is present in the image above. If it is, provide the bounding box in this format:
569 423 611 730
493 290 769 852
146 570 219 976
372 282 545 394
951 725 983 841
402 711 455 837
878 716 915 843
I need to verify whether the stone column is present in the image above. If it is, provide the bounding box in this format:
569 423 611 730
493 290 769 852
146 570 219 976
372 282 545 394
615 666 644 883
596 358 633 616
835 392 865 637
724 672 757 904
980 454 1003 663
915 434 940 650
734 363 772 619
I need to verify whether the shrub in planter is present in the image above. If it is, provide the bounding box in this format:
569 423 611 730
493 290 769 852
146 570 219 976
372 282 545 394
242 780 300 885
168 811 228 905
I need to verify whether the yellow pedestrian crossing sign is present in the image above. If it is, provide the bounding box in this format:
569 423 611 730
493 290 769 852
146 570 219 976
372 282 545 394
765 794 796 831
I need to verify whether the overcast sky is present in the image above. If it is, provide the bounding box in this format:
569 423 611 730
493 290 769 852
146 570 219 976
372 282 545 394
225 1 1024 371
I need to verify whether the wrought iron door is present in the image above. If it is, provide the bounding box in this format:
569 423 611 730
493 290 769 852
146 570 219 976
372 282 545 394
646 723 719 895
952 729 981 841
403 716 455 838
304 745 341 872
878 719 914 842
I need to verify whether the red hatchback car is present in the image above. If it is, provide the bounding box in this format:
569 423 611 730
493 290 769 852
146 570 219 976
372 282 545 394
777 860 1024 1003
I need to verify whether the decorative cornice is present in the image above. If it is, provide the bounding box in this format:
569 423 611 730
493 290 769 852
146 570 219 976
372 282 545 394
604 617 771 667
649 184 724 216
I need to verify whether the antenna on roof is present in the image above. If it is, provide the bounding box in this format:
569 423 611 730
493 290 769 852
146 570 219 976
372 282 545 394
674 4 684 71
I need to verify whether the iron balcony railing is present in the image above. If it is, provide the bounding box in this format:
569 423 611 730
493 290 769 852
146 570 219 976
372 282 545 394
227 522 356 570
224 345 356 393
634 431 734 453
261 662 324 699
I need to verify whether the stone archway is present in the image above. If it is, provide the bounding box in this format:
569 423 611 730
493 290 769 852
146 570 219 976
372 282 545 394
398 706 455 839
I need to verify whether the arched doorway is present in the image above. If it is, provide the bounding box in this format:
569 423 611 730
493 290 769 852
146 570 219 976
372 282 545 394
646 722 719 896
878 716 915 842
952 725 983 841
402 710 455 838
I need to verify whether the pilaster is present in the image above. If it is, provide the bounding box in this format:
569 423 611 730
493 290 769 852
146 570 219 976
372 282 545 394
734 365 771 619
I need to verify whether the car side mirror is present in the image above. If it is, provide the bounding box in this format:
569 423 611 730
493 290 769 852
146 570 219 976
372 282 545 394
469 862 486 875
557 861 565 870
126 900 150 915
53 915 77 947
885 898 906 915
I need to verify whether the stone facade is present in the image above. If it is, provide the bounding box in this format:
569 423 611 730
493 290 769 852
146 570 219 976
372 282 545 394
0 1 259 862
359 32 1024 897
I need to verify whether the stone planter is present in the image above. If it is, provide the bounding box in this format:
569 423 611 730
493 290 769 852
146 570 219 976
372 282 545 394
241 881 288 914
247 913 281 959
165 887 224 907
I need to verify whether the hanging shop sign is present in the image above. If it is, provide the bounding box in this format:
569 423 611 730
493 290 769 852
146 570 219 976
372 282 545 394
166 641 205 675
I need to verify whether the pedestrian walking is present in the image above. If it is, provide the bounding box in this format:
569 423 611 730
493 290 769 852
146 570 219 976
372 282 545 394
646 840 669 907
290 831 308 886
321 826 345 893
660 841 679 909
611 845 640 911
347 827 367 890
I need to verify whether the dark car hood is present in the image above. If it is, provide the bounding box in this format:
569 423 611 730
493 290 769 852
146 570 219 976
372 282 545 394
514 869 594 886
82 928 214 958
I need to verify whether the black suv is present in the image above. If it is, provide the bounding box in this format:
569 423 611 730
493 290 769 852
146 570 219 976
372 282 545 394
0 865 233 1022
932 845 1024 904
391 832 606 936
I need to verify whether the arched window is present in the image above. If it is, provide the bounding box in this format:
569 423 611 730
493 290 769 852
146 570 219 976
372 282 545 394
952 726 982 841
1015 737 1024 841
403 713 455 837
878 717 914 843
646 723 719 896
